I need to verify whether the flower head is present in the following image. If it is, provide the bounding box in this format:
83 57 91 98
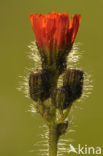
29 12 81 52
29 12 81 73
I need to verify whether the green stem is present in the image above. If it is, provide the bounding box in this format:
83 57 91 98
57 103 72 123
49 124 58 156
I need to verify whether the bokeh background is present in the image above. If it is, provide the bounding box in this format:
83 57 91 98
0 0 103 156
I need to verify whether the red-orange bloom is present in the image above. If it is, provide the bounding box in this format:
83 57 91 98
29 12 81 52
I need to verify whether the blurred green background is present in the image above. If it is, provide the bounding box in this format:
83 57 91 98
0 0 103 156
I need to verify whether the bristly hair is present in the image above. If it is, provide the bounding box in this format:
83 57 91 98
17 41 93 111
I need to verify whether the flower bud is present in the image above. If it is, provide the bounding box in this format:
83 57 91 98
56 69 84 109
29 70 51 101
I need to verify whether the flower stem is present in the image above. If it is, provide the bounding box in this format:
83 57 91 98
49 124 58 156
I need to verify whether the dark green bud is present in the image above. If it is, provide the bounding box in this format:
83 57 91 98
29 70 51 102
56 69 84 109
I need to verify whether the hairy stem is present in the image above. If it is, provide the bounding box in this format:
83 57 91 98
49 124 58 156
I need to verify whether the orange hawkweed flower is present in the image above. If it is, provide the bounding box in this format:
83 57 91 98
29 12 81 73
29 12 81 52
